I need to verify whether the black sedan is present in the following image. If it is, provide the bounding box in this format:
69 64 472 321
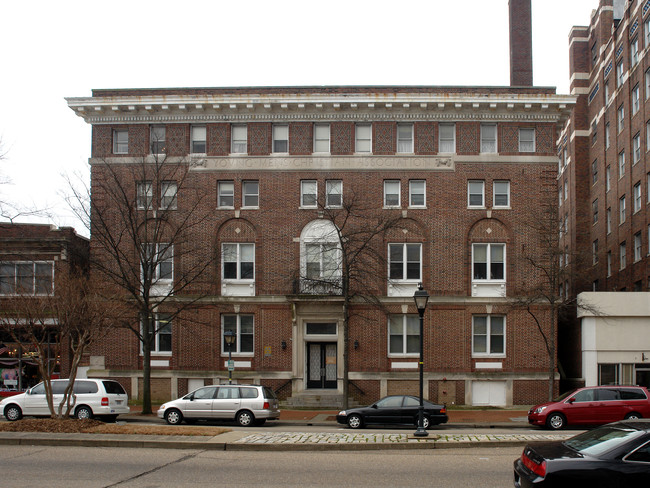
514 420 650 487
336 395 447 429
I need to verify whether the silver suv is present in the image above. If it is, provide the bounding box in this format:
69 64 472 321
0 379 129 421
157 384 280 426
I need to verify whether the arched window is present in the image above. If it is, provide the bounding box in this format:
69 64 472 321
300 220 342 294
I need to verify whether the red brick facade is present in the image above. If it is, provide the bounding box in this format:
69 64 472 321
68 85 572 406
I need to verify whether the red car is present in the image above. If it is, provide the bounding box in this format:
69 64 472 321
528 386 650 430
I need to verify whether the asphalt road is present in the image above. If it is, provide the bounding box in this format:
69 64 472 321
0 445 521 487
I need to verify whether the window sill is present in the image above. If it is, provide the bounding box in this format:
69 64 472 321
217 206 235 210
468 206 486 210
408 206 426 209
472 354 506 359
388 354 419 359
241 206 259 210
383 206 402 210
492 206 511 210
299 206 318 210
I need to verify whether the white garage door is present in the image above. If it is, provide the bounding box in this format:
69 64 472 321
472 381 506 406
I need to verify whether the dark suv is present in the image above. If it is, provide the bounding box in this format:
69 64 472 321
528 386 650 430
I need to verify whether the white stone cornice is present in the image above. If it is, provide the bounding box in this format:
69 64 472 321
66 92 576 126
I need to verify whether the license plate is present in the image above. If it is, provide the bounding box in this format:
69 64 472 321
115 400 122 405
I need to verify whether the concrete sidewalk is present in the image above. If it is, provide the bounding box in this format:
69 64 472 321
0 407 568 451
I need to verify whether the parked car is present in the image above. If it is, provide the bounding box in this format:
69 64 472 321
336 395 448 429
157 384 280 426
528 385 650 430
514 419 650 487
0 378 129 422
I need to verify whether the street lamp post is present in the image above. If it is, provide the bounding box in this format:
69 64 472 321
413 282 430 437
224 330 236 385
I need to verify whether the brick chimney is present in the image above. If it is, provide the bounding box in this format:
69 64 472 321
509 0 533 86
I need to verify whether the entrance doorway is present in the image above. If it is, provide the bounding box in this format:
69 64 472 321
307 343 337 389
636 366 650 388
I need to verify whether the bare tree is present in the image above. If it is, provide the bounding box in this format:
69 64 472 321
0 269 122 419
297 188 405 408
509 169 596 401
65 152 217 414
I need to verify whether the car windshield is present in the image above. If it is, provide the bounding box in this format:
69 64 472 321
553 390 576 402
564 426 643 457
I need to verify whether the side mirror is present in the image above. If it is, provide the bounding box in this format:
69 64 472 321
26 388 32 395
568 397 576 404
371 404 378 409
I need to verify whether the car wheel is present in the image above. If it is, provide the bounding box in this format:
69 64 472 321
545 412 566 430
625 412 642 420
347 414 363 429
164 409 183 425
414 415 431 429
236 410 255 427
4 404 22 422
75 406 93 420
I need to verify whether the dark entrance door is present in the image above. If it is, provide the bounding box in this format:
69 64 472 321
636 367 650 388
307 343 337 389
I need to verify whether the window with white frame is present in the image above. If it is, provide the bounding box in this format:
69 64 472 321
493 180 510 208
0 261 54 295
607 251 612 276
272 124 288 153
142 313 172 354
631 37 639 68
648 173 650 203
617 61 624 87
472 315 505 356
161 181 177 210
519 128 535 152
618 105 625 132
222 243 255 281
592 199 598 224
468 180 485 207
592 159 598 185
605 81 610 103
231 125 247 154
142 244 173 284
388 243 421 282
648 225 650 255
607 207 612 234
619 150 626 177
150 126 166 154
218 181 234 208
384 180 400 207
355 124 371 153
634 182 642 213
439 123 456 153
222 314 253 354
301 180 317 208
313 124 330 153
591 121 597 145
646 16 650 51
646 68 650 99
242 180 259 208
620 241 627 270
635 232 642 262
605 122 610 148
633 84 640 115
480 124 497 153
472 243 505 282
592 240 599 265
388 315 419 355
606 166 611 192
397 124 413 153
306 242 341 280
113 129 128 154
137 181 153 210
559 186 563 206
326 180 342 208
634 133 641 164
409 180 425 207
620 195 626 224
191 125 206 153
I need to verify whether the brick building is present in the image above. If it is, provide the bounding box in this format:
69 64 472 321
66 0 574 407
560 0 650 388
0 223 89 390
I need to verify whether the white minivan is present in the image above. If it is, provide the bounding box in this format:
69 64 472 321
0 379 130 422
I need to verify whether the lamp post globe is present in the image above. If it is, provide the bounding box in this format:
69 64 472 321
413 283 429 437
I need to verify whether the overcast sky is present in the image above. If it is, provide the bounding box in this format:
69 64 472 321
0 0 597 236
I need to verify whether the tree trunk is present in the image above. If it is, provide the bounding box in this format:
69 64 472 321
141 314 152 414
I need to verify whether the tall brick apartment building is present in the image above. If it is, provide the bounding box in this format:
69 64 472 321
66 1 574 407
560 0 650 389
